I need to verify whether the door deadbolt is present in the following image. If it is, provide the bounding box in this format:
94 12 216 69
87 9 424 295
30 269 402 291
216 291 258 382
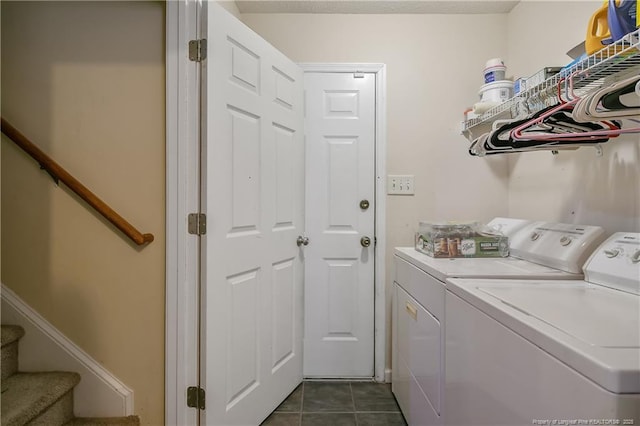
360 236 371 248
297 236 309 247
359 199 370 210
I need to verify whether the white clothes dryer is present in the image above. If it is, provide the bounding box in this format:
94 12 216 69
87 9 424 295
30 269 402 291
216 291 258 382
392 219 605 426
445 233 640 426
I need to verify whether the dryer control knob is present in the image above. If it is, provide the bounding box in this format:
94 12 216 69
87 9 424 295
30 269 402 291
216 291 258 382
604 249 620 258
560 236 571 246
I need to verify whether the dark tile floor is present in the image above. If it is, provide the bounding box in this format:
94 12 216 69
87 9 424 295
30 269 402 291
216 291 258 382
261 381 407 426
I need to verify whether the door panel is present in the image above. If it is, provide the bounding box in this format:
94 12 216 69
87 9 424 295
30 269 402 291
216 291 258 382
328 137 360 227
272 258 295 371
274 125 296 228
202 3 304 424
304 72 376 377
327 259 359 336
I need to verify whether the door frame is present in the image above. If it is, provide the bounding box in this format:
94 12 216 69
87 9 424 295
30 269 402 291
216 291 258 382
300 63 387 382
166 1 201 425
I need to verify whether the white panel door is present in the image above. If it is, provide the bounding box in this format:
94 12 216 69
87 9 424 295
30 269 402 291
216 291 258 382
304 72 376 377
201 2 305 424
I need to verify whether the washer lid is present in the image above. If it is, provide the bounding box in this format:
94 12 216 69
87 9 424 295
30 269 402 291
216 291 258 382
479 285 640 347
447 279 640 393
394 247 581 282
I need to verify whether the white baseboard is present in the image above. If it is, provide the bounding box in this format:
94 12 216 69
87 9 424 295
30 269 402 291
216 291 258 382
385 368 392 383
1 283 133 417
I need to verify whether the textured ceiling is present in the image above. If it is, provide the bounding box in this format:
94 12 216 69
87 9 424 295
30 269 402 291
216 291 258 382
235 0 520 14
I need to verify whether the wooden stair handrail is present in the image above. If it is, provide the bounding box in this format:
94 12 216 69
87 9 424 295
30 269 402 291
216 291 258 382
1 118 154 246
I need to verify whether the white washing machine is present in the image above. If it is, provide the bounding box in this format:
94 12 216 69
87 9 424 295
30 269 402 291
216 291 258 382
445 233 640 426
392 219 605 426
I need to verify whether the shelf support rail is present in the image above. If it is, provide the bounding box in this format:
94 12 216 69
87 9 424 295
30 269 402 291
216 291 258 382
1 118 154 246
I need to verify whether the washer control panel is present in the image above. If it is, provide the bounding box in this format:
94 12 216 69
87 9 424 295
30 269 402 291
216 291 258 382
486 217 532 238
585 232 640 295
509 222 606 274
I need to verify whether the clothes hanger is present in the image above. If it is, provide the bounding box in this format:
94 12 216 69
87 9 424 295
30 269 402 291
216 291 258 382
601 79 640 109
573 74 640 121
480 104 604 154
469 133 489 156
469 71 638 156
509 71 634 142
511 111 624 141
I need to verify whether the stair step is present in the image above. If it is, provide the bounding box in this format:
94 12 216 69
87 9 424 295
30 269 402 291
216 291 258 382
65 416 140 426
1 325 25 347
1 371 81 426
1 325 25 381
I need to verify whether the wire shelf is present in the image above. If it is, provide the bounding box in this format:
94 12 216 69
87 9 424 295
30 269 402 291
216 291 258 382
462 28 640 141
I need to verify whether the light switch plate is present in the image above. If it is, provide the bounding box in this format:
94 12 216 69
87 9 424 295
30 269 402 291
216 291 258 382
387 175 414 195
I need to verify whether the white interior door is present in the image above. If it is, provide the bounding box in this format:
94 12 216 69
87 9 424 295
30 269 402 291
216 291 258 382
304 72 376 378
201 3 305 424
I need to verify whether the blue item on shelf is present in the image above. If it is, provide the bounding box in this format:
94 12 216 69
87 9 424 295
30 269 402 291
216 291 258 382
608 0 637 42
560 53 588 77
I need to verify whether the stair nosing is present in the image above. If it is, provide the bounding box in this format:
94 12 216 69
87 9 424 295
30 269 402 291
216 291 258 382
1 325 26 348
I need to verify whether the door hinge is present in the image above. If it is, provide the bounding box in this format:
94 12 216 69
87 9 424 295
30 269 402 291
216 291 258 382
189 39 207 62
188 213 206 235
187 386 206 410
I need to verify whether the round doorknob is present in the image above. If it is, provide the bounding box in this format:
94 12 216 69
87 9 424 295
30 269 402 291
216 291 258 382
359 199 370 210
297 236 309 247
360 236 371 248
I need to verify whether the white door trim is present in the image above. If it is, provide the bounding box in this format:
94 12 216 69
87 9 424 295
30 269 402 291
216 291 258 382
166 1 200 425
299 63 387 382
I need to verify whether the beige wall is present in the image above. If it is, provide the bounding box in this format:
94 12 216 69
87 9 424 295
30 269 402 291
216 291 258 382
1 2 165 425
6 3 633 421
241 12 511 369
218 0 242 19
506 1 640 233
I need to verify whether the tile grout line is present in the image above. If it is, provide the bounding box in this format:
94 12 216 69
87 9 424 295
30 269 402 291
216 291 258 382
350 381 359 426
299 381 304 426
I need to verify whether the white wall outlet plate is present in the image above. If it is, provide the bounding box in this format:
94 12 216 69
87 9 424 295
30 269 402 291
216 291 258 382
387 175 414 195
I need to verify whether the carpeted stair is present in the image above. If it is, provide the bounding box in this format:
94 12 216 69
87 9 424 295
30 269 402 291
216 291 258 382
1 325 140 426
